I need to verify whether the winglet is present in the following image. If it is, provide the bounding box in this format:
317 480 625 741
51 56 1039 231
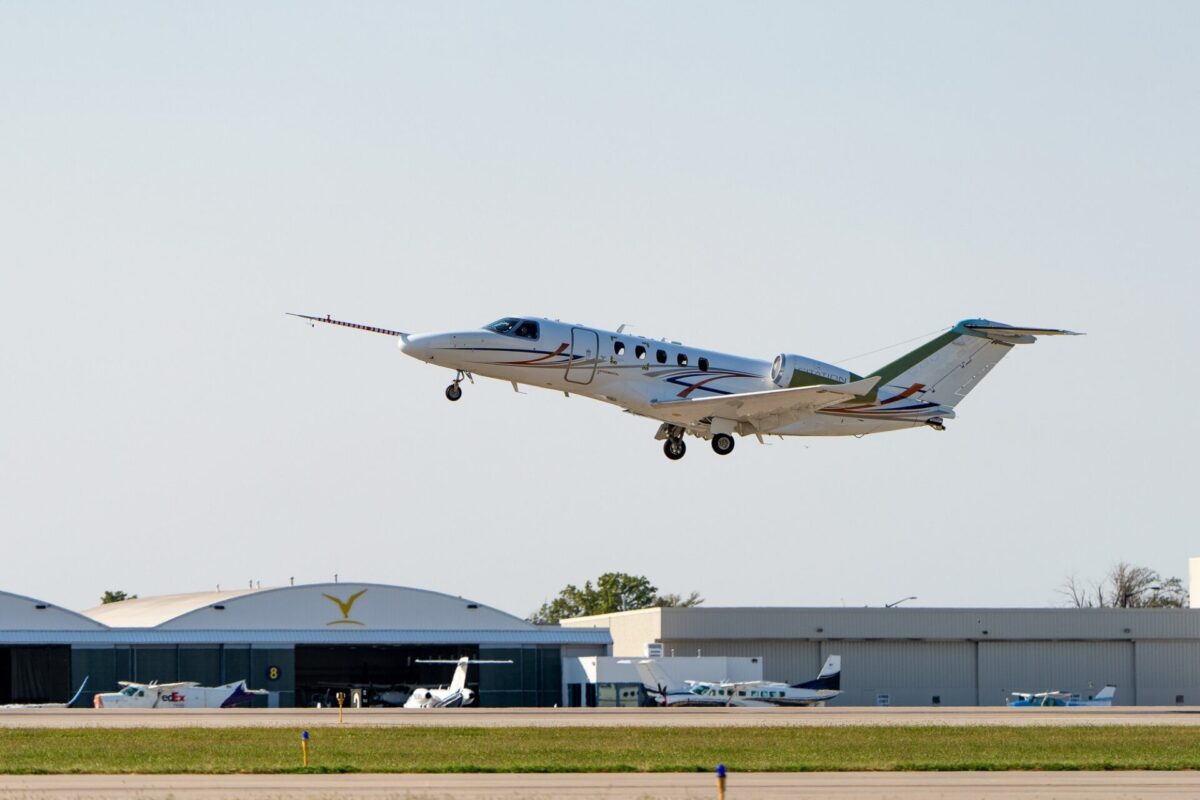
287 312 408 339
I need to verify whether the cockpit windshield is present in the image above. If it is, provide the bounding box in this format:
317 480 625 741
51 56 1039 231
484 318 539 340
121 685 139 696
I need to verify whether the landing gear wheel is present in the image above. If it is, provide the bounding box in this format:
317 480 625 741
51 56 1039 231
663 438 686 460
711 433 735 455
445 383 463 402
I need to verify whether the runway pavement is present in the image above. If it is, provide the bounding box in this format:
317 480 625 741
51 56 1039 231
3 705 1200 728
2 772 1200 799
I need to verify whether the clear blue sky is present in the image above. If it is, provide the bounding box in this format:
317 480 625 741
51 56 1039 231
2 1 1197 614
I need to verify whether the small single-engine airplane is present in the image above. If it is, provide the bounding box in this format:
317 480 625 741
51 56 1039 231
0 677 89 709
403 657 512 708
1007 685 1116 707
93 679 266 709
633 655 842 707
290 313 1079 459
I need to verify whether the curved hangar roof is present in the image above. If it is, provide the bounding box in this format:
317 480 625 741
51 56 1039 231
82 583 536 631
0 590 108 631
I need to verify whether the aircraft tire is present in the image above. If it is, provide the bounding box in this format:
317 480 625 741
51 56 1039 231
711 434 735 455
663 438 686 460
445 383 463 401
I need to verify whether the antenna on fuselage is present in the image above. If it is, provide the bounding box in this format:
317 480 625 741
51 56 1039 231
616 323 629 333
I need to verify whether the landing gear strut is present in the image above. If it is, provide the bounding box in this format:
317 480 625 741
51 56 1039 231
663 437 686 460
711 433 735 455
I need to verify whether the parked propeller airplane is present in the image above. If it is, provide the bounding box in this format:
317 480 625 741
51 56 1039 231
290 313 1079 459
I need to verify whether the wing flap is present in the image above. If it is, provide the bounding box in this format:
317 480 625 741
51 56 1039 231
652 376 881 426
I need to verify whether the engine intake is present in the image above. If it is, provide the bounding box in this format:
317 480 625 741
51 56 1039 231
771 354 855 389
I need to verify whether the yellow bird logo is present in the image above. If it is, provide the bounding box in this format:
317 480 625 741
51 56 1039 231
322 589 368 626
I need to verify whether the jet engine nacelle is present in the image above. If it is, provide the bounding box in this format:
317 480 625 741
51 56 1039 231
771 354 853 388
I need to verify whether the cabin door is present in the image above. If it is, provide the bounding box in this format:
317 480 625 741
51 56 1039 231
565 327 599 385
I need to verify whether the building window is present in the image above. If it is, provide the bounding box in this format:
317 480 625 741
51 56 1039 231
932 695 941 705
614 341 625 356
656 349 667 364
698 357 709 372
635 344 647 360
677 353 688 366
1178 695 1186 704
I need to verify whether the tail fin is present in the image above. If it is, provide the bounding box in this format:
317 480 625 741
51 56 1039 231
793 655 840 691
1093 685 1116 703
448 657 471 693
634 660 684 693
865 320 1080 410
65 676 89 708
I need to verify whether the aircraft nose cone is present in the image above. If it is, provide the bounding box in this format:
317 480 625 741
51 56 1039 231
399 334 434 361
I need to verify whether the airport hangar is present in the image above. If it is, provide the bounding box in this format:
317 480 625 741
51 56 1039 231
560 606 1200 706
6 582 1200 707
0 583 609 708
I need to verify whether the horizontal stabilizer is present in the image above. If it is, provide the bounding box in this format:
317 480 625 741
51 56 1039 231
652 376 880 427
962 323 1083 342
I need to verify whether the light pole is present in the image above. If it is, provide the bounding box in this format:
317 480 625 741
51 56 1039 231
885 596 917 608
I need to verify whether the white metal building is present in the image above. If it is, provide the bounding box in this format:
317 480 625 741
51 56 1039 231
561 606 1200 706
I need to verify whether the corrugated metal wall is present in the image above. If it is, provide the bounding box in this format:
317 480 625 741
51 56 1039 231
978 641 1133 706
1136 641 1200 705
659 639 821 682
831 641 977 707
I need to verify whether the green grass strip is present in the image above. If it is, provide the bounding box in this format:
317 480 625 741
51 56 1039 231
2 726 1199 774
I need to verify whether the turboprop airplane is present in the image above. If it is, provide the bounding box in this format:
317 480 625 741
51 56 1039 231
92 679 266 709
634 656 841 707
1007 685 1116 707
290 313 1080 459
403 657 512 708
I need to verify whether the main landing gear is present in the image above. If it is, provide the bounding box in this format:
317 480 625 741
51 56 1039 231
445 371 472 402
711 433 735 455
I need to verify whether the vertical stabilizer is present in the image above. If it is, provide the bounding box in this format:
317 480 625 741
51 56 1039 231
448 656 471 693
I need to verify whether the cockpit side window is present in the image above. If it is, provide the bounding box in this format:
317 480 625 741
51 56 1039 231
513 320 540 339
484 317 521 335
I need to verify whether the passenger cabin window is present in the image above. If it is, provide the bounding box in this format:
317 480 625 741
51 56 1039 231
656 349 667 364
698 357 709 372
635 344 647 360
614 341 626 356
677 353 688 367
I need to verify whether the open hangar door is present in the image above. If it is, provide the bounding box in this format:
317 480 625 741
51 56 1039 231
294 645 479 707
0 646 71 704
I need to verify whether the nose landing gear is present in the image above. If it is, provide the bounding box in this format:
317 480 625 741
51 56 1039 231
445 370 473 402
926 417 946 431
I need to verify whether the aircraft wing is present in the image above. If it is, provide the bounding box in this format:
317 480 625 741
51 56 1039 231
650 376 881 427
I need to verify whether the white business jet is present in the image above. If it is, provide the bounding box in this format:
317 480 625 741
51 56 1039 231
403 657 512 708
291 313 1079 459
